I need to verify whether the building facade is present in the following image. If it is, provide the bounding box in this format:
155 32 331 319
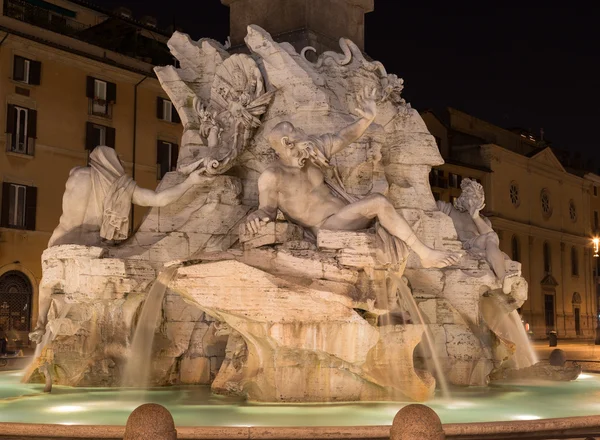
423 108 599 339
0 0 182 345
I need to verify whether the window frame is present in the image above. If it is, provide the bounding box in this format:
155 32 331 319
571 246 579 277
162 100 173 122
12 55 41 85
1 182 37 231
6 104 36 156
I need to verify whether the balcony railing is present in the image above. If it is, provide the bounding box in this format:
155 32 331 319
4 0 89 36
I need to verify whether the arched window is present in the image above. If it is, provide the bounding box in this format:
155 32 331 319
571 246 579 276
0 271 33 339
511 235 521 262
543 242 551 274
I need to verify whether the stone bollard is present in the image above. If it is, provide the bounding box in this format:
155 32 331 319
124 403 177 440
391 404 445 440
549 348 567 367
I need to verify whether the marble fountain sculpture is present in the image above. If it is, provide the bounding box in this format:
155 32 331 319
23 25 549 403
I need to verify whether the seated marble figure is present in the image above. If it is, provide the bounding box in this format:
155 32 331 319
30 145 207 343
243 88 461 269
437 178 515 293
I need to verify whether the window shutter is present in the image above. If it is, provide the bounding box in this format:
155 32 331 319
6 104 16 134
27 109 37 156
27 109 37 138
85 122 95 150
1 182 10 227
13 56 25 82
171 143 179 171
156 141 169 179
156 97 164 119
5 104 15 152
106 81 117 103
29 61 42 85
172 106 181 124
25 186 37 231
106 126 116 149
86 76 95 99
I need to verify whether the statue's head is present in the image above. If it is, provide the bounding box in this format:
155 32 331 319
268 121 314 168
454 178 485 213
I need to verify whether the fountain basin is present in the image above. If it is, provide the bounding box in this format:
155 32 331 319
2 371 600 427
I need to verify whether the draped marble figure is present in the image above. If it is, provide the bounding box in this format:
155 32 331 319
31 146 207 343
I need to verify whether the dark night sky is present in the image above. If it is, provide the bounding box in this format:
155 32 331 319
98 0 598 161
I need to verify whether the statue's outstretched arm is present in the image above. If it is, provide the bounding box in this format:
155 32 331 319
132 171 210 207
329 87 377 156
244 170 279 234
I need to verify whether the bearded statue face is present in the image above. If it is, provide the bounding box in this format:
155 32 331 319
454 178 485 213
280 135 313 168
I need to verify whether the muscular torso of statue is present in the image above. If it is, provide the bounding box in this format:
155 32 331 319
268 162 346 232
243 88 461 270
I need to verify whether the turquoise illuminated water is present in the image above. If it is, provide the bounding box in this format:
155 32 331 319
1 371 599 426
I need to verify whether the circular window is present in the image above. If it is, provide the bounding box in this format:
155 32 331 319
569 200 577 222
509 181 520 207
540 189 552 219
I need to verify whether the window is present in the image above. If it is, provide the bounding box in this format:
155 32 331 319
510 181 520 207
569 200 577 222
571 247 579 276
511 235 520 262
13 56 41 85
5 104 37 155
541 189 552 218
595 211 599 232
156 97 180 123
448 173 462 188
594 186 598 197
543 241 551 274
429 169 447 188
156 140 179 179
544 293 555 332
85 122 115 150
86 76 116 117
1 182 37 230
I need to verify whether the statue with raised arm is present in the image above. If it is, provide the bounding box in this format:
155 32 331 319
437 178 515 293
30 145 209 343
243 88 461 269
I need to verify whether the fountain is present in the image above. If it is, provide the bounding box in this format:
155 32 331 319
1 25 593 437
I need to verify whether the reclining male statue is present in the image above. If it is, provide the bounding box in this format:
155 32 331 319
437 178 516 293
30 145 208 343
243 88 461 269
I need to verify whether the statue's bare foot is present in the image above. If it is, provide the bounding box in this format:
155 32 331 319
420 249 462 269
502 272 519 294
28 326 46 344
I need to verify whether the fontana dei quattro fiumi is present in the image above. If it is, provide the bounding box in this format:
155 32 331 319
1 3 599 440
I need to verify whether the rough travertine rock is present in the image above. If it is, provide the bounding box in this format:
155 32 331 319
489 360 582 382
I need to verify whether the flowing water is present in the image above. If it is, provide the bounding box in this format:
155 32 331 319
387 271 451 399
505 309 538 368
480 292 538 369
121 266 178 388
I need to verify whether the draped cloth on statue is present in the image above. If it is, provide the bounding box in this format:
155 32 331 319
308 135 409 268
88 146 137 241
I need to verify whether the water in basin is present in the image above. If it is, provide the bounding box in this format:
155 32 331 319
1 371 599 426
